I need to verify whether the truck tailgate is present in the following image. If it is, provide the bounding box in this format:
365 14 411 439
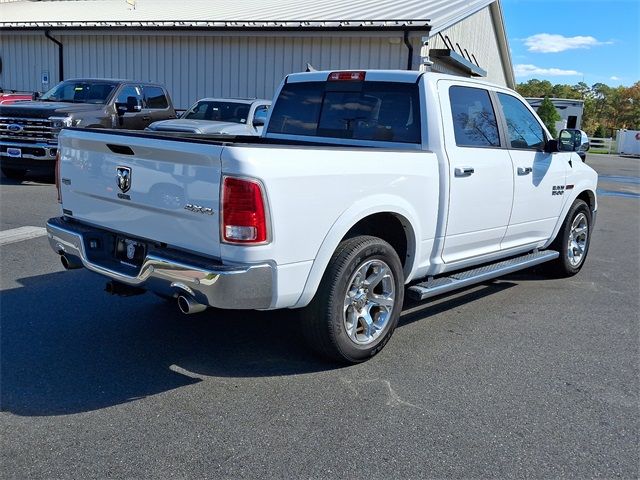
58 130 224 258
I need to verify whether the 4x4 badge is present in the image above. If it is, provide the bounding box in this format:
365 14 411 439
116 166 131 193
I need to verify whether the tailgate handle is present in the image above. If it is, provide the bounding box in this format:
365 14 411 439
107 144 135 155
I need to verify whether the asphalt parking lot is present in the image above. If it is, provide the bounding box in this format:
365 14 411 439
1 154 638 479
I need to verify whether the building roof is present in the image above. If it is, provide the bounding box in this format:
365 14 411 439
0 0 494 31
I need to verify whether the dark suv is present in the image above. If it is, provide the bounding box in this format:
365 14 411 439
0 79 177 179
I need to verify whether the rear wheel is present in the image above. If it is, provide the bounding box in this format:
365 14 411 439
301 235 404 363
546 199 592 277
1 166 27 180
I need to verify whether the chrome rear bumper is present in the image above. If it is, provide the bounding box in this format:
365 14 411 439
46 217 273 309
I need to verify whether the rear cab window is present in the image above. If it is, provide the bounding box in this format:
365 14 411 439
267 80 422 144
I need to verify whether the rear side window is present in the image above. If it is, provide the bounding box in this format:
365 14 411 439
144 86 169 109
449 86 500 147
267 81 421 143
497 93 546 150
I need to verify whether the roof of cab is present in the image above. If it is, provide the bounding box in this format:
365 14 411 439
285 69 514 91
286 70 424 84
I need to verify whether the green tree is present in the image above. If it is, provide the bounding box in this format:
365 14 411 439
537 96 561 137
516 79 554 98
593 125 607 138
516 79 638 135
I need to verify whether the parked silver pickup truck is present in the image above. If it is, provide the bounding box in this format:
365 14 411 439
146 98 271 136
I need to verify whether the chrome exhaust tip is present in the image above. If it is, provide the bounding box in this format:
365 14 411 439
60 254 82 270
177 295 207 315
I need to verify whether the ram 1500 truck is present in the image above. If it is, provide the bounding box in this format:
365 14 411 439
46 70 598 363
0 79 176 179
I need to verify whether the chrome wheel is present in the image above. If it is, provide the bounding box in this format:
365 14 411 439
343 259 396 346
567 212 588 267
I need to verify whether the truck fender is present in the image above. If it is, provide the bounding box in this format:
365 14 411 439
543 185 597 249
292 195 421 308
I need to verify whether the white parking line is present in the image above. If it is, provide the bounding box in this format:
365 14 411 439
0 226 48 246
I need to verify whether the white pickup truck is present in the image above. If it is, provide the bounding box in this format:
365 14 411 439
46 70 598 363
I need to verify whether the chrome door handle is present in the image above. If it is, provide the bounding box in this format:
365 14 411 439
454 166 475 177
517 167 533 175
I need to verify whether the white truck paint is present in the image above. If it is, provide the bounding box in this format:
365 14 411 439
47 70 598 362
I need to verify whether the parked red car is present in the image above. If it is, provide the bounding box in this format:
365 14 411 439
0 91 33 105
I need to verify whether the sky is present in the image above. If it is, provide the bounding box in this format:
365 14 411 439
501 0 639 87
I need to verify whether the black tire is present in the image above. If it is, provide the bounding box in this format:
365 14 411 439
301 235 405 363
546 199 592 277
1 166 27 180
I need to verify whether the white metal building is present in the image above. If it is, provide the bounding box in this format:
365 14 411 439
0 0 515 108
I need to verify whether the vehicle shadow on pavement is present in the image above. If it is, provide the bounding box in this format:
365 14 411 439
0 173 54 185
0 270 332 416
0 269 534 416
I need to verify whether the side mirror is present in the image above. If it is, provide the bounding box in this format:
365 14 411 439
558 129 590 153
126 96 141 113
253 107 269 128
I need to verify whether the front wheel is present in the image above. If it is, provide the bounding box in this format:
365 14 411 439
546 199 592 277
301 235 405 363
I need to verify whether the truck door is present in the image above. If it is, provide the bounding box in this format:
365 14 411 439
439 82 514 264
495 93 568 249
114 84 145 130
142 85 176 126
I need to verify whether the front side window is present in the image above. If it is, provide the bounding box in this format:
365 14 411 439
115 85 143 107
184 101 251 123
40 81 118 104
449 86 500 147
267 81 421 143
144 86 169 109
497 93 546 150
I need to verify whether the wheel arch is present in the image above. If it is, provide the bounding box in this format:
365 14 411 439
292 197 421 308
544 187 597 249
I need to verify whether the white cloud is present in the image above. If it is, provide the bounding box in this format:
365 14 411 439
514 64 582 77
524 33 612 53
610 76 621 81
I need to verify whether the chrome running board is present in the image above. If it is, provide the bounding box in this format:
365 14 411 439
407 250 559 301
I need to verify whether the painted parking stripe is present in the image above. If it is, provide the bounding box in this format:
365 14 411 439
0 226 48 246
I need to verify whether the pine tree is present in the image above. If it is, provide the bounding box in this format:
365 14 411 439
537 96 562 137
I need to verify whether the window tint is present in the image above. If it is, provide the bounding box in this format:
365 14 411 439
267 81 421 143
144 86 169 109
115 85 143 106
497 93 546 149
449 86 500 147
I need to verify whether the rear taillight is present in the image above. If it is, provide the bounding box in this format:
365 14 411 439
55 152 62 204
221 176 268 244
327 71 366 81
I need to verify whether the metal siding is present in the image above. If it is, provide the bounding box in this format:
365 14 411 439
0 32 58 91
56 32 407 108
429 6 507 86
